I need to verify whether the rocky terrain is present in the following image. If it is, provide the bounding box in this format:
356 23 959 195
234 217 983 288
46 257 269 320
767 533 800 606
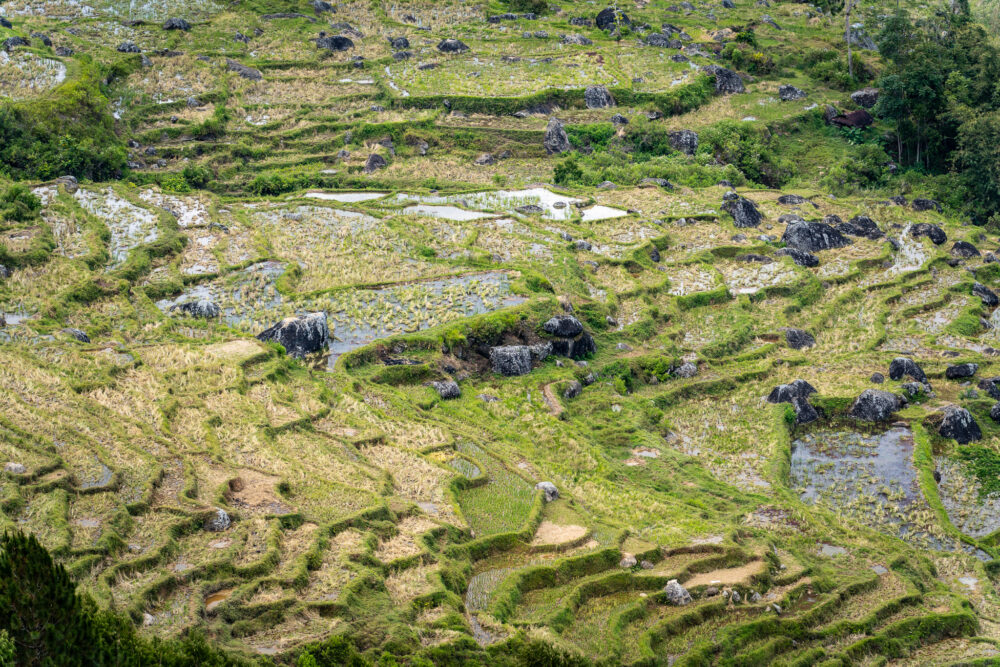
3 0 1000 664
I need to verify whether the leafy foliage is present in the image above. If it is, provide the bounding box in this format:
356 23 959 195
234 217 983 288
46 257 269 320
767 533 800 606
0 63 126 181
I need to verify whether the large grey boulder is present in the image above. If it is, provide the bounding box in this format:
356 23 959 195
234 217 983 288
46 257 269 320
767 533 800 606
784 328 815 349
437 38 469 53
778 85 806 101
364 153 387 173
535 481 559 502
974 283 999 308
431 380 461 399
766 379 816 404
544 117 571 154
849 389 899 422
257 312 329 358
490 345 533 376
946 363 978 380
791 396 819 424
910 223 946 245
712 67 744 94
938 406 981 444
777 247 819 267
839 215 883 240
669 130 699 155
664 579 692 606
550 332 596 360
543 315 584 338
317 35 354 51
782 221 850 252
163 17 191 31
952 241 980 259
226 59 262 80
979 377 1000 400
723 196 762 228
596 7 631 31
850 87 879 108
585 85 615 109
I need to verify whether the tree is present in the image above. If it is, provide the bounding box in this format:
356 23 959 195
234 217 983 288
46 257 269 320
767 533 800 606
0 531 91 666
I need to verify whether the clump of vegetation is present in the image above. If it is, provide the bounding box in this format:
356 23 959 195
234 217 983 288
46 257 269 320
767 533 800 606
0 63 125 181
0 184 41 223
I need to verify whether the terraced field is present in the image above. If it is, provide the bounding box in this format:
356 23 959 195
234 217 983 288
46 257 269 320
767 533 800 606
3 0 1000 664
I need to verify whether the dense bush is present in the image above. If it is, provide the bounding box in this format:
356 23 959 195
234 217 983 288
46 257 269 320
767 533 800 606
721 43 776 75
820 144 893 194
0 64 126 181
697 120 792 187
0 184 42 223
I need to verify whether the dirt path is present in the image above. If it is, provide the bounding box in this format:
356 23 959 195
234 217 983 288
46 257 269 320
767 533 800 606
541 383 563 417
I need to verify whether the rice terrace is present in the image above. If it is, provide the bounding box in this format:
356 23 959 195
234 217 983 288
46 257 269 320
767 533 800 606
5 0 1000 664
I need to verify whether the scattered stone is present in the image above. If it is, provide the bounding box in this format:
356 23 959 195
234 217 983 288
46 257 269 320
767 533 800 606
849 389 900 422
991 403 1000 423
870 372 885 384
490 346 534 376
226 59 262 80
117 41 141 53
675 362 699 378
364 153 387 173
535 481 559 501
163 18 191 31
438 38 469 53
979 377 1000 400
564 381 583 399
256 312 329 358
851 87 879 108
596 7 631 31
544 117 571 154
317 35 354 51
939 406 982 444
791 396 819 424
888 357 927 383
912 198 942 212
947 363 979 380
839 215 884 240
779 84 806 101
777 194 806 205
784 328 815 349
431 380 460 399
766 379 817 404
710 66 745 94
620 554 638 568
4 462 27 474
389 36 410 50
562 33 594 45
585 85 615 109
205 508 231 532
664 579 692 606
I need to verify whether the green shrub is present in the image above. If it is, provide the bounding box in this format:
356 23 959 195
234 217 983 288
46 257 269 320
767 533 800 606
820 144 892 195
0 64 126 180
0 184 41 222
698 120 793 187
721 43 776 75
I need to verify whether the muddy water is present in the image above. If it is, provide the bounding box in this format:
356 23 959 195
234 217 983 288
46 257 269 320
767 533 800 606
790 427 954 550
304 192 387 202
205 588 233 612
